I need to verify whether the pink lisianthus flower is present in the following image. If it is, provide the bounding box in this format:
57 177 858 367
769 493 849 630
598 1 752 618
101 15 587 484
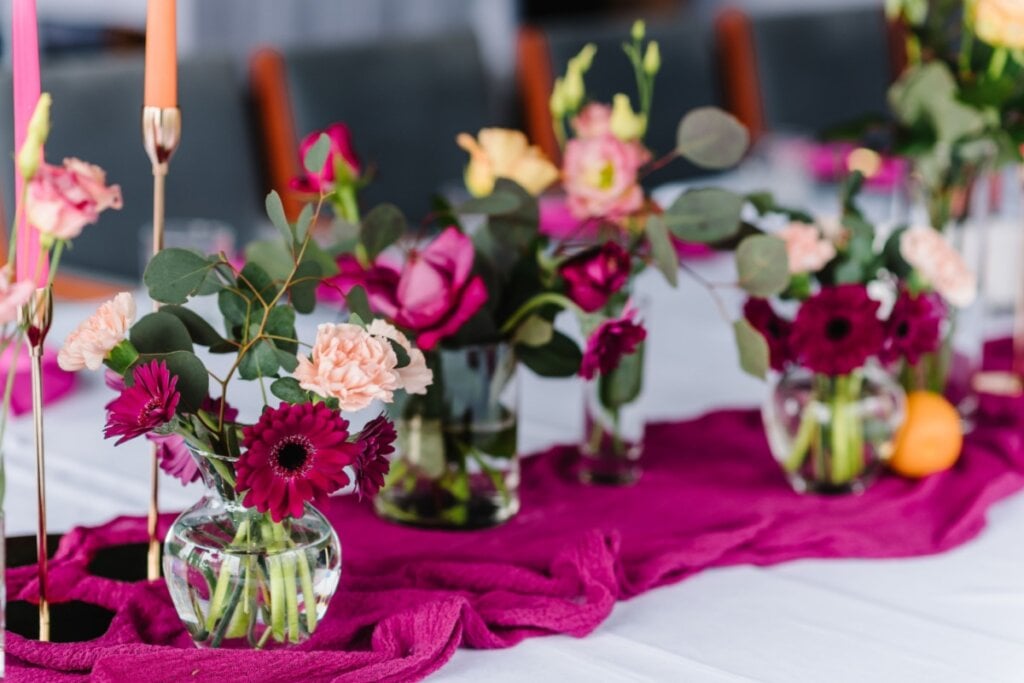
294 322 401 411
237 402 361 522
0 266 35 325
571 103 613 139
579 305 647 380
103 360 180 445
290 123 361 194
562 134 649 222
370 227 488 351
899 226 977 308
560 241 631 313
777 222 836 275
27 158 122 243
352 414 396 500
58 292 136 371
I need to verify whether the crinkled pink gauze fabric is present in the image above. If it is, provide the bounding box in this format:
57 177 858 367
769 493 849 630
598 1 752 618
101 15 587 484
8 358 1024 681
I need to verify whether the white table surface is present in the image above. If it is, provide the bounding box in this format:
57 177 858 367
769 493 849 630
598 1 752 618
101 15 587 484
6 167 1024 681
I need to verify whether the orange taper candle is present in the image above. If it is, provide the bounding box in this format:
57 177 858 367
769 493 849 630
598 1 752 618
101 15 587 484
143 0 177 108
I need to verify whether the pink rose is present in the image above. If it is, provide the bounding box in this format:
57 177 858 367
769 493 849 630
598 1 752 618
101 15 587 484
0 266 35 325
367 319 433 394
571 103 613 139
370 227 488 351
560 241 631 313
58 292 136 371
290 123 362 194
777 222 836 274
562 135 648 222
317 253 400 305
900 226 977 308
293 322 401 411
27 158 122 243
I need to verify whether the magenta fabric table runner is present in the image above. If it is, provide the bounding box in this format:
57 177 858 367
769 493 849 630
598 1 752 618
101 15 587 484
8 390 1024 681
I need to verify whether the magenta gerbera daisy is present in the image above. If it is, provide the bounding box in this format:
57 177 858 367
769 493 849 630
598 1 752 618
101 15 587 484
104 360 180 445
353 415 396 500
743 297 793 371
790 284 885 376
881 289 944 365
237 402 360 522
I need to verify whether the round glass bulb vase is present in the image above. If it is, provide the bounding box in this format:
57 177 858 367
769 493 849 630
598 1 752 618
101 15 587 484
163 448 341 650
580 340 647 485
762 365 906 495
375 343 520 529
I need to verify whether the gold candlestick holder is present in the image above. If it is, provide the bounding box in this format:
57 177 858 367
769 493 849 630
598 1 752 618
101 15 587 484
21 286 53 641
142 105 181 581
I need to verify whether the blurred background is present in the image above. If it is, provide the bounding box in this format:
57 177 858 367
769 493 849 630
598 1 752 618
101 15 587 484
0 0 893 283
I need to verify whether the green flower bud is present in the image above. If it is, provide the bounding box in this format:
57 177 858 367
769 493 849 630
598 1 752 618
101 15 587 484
631 19 646 42
17 93 52 180
610 93 646 141
643 41 661 76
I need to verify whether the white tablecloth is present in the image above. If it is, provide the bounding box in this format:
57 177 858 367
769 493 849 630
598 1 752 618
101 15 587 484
6 171 1024 680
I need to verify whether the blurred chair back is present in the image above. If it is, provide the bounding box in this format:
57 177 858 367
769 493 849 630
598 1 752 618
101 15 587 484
716 6 897 140
0 54 263 282
517 15 722 185
251 31 490 221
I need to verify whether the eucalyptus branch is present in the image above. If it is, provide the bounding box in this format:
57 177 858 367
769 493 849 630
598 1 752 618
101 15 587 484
679 261 732 324
499 292 582 336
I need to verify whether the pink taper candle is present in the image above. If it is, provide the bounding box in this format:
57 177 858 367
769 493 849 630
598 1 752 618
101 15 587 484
12 0 47 286
144 0 177 108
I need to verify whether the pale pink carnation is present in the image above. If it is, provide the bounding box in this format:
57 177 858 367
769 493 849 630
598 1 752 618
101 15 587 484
27 157 122 242
0 266 35 324
294 323 401 411
900 226 977 308
562 135 649 221
571 103 612 139
58 292 136 371
366 319 433 394
778 222 836 274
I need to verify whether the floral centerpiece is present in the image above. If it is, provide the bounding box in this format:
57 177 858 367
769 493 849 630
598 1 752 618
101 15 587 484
58 136 430 649
696 173 975 493
540 20 749 484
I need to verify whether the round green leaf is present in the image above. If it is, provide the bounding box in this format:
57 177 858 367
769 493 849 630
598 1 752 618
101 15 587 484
664 188 744 243
676 107 749 170
143 248 216 304
733 319 770 380
130 311 194 355
736 234 790 297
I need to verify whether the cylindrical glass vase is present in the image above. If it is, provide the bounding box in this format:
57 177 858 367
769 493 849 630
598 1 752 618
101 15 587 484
375 343 519 529
762 364 906 495
580 340 646 485
163 449 341 649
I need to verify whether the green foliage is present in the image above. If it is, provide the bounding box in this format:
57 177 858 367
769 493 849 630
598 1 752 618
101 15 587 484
265 191 291 243
511 315 554 347
598 343 644 408
144 248 219 304
733 319 770 380
663 188 744 243
676 107 750 169
361 204 406 259
303 132 332 175
516 331 582 377
270 377 307 404
345 285 373 321
735 235 790 297
130 312 194 354
645 215 678 286
160 305 232 352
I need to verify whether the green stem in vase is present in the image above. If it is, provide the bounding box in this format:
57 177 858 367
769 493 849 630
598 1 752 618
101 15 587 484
783 402 818 473
830 374 850 484
293 541 318 635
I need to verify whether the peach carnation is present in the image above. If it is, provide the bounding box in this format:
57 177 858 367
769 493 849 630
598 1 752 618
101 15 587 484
58 292 136 371
777 222 836 274
900 226 977 308
366 319 433 395
294 323 401 411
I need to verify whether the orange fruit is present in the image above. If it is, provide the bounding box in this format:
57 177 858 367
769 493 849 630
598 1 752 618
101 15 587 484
889 391 963 478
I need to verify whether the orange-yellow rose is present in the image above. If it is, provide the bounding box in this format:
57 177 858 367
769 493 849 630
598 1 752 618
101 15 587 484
973 0 1024 50
456 128 559 197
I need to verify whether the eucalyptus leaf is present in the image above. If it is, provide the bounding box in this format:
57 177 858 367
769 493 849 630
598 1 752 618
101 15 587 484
346 285 373 321
238 338 280 380
598 343 644 408
663 188 744 243
144 248 216 305
458 190 522 215
271 377 307 404
361 203 406 259
245 240 293 281
516 331 582 377
733 319 770 380
736 234 790 297
512 315 554 347
130 311 194 354
294 203 314 243
160 305 231 350
265 190 291 242
645 215 678 286
289 261 321 315
676 107 750 169
265 306 298 353
303 132 332 175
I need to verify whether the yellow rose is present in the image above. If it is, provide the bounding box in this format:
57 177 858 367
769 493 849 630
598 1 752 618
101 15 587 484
610 94 647 142
456 129 560 197
973 0 1024 50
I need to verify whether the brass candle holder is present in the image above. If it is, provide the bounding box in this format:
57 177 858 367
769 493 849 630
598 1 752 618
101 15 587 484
21 285 53 641
142 105 181 581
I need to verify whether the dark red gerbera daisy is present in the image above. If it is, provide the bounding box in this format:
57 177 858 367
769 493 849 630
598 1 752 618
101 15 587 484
237 402 360 522
790 285 885 376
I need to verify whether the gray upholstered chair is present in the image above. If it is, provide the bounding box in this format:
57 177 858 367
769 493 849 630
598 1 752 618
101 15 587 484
518 14 722 186
0 53 263 282
252 31 491 222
